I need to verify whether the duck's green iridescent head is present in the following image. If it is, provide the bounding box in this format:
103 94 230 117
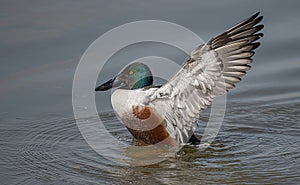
95 62 153 91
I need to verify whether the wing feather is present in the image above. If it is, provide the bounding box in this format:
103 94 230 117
145 12 263 143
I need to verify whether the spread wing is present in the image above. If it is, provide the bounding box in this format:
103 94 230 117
148 12 264 143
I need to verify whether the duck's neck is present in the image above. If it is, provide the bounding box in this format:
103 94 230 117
131 76 153 89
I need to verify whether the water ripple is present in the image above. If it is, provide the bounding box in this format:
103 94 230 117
1 99 299 184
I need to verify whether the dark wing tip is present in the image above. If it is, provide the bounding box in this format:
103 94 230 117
255 24 265 32
256 15 263 23
257 33 264 38
251 42 261 50
253 11 260 18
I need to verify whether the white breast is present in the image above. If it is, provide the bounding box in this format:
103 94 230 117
111 89 146 117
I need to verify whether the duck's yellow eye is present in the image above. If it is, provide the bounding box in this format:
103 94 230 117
129 70 134 75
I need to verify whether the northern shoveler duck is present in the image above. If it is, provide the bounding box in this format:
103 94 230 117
95 12 264 146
